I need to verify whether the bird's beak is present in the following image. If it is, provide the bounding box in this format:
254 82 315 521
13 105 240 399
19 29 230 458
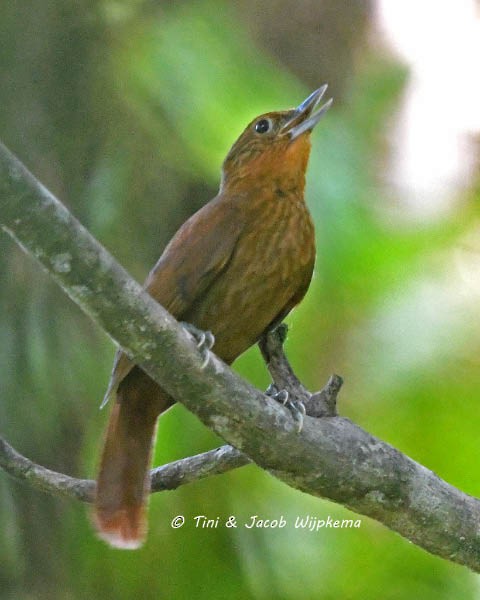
281 85 333 140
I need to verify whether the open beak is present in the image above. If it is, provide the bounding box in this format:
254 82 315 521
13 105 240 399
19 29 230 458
281 84 333 140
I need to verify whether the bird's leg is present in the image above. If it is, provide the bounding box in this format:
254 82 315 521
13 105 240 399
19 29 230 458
260 323 341 432
265 383 306 433
261 325 308 432
180 322 215 369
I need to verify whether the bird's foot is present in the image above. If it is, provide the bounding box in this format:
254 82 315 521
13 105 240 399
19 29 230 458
180 322 215 368
266 385 306 433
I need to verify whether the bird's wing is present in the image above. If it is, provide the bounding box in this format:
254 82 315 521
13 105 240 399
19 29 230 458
101 348 131 408
101 195 244 405
144 195 243 315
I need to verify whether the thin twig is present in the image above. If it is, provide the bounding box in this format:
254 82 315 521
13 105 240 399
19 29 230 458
0 435 249 503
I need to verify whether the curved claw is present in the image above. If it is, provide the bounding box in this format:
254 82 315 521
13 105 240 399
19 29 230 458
202 331 215 352
200 349 211 370
180 322 215 369
265 384 279 397
286 399 306 433
198 330 215 368
275 389 289 406
268 387 305 432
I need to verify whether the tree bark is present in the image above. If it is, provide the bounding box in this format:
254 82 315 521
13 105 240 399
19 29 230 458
1 141 480 572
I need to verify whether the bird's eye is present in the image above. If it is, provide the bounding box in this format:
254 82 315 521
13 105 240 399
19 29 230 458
254 118 272 134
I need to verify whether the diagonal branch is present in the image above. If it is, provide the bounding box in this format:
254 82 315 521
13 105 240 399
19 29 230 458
0 339 341 503
0 334 339 502
1 140 480 572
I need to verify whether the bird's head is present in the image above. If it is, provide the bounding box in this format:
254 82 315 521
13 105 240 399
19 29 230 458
221 85 332 194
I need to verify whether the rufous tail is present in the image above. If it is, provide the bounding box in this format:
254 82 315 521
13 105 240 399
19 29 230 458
93 367 173 549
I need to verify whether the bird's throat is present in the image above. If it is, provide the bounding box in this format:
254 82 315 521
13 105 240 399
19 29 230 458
222 134 311 200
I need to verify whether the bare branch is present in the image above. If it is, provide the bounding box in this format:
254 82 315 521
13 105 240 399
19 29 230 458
0 435 95 502
150 445 249 492
0 435 248 503
1 140 480 571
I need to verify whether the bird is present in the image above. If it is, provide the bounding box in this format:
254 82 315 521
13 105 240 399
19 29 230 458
93 85 332 549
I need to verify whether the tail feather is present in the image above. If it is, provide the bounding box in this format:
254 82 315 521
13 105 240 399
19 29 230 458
93 367 173 549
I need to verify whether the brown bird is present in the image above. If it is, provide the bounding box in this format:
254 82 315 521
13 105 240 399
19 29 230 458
93 86 332 548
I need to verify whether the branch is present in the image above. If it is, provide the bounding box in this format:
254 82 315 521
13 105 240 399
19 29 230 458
0 339 339 503
0 436 248 503
1 140 480 571
259 323 341 418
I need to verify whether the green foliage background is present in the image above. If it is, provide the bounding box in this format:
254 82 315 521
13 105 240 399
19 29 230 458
1 1 479 598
